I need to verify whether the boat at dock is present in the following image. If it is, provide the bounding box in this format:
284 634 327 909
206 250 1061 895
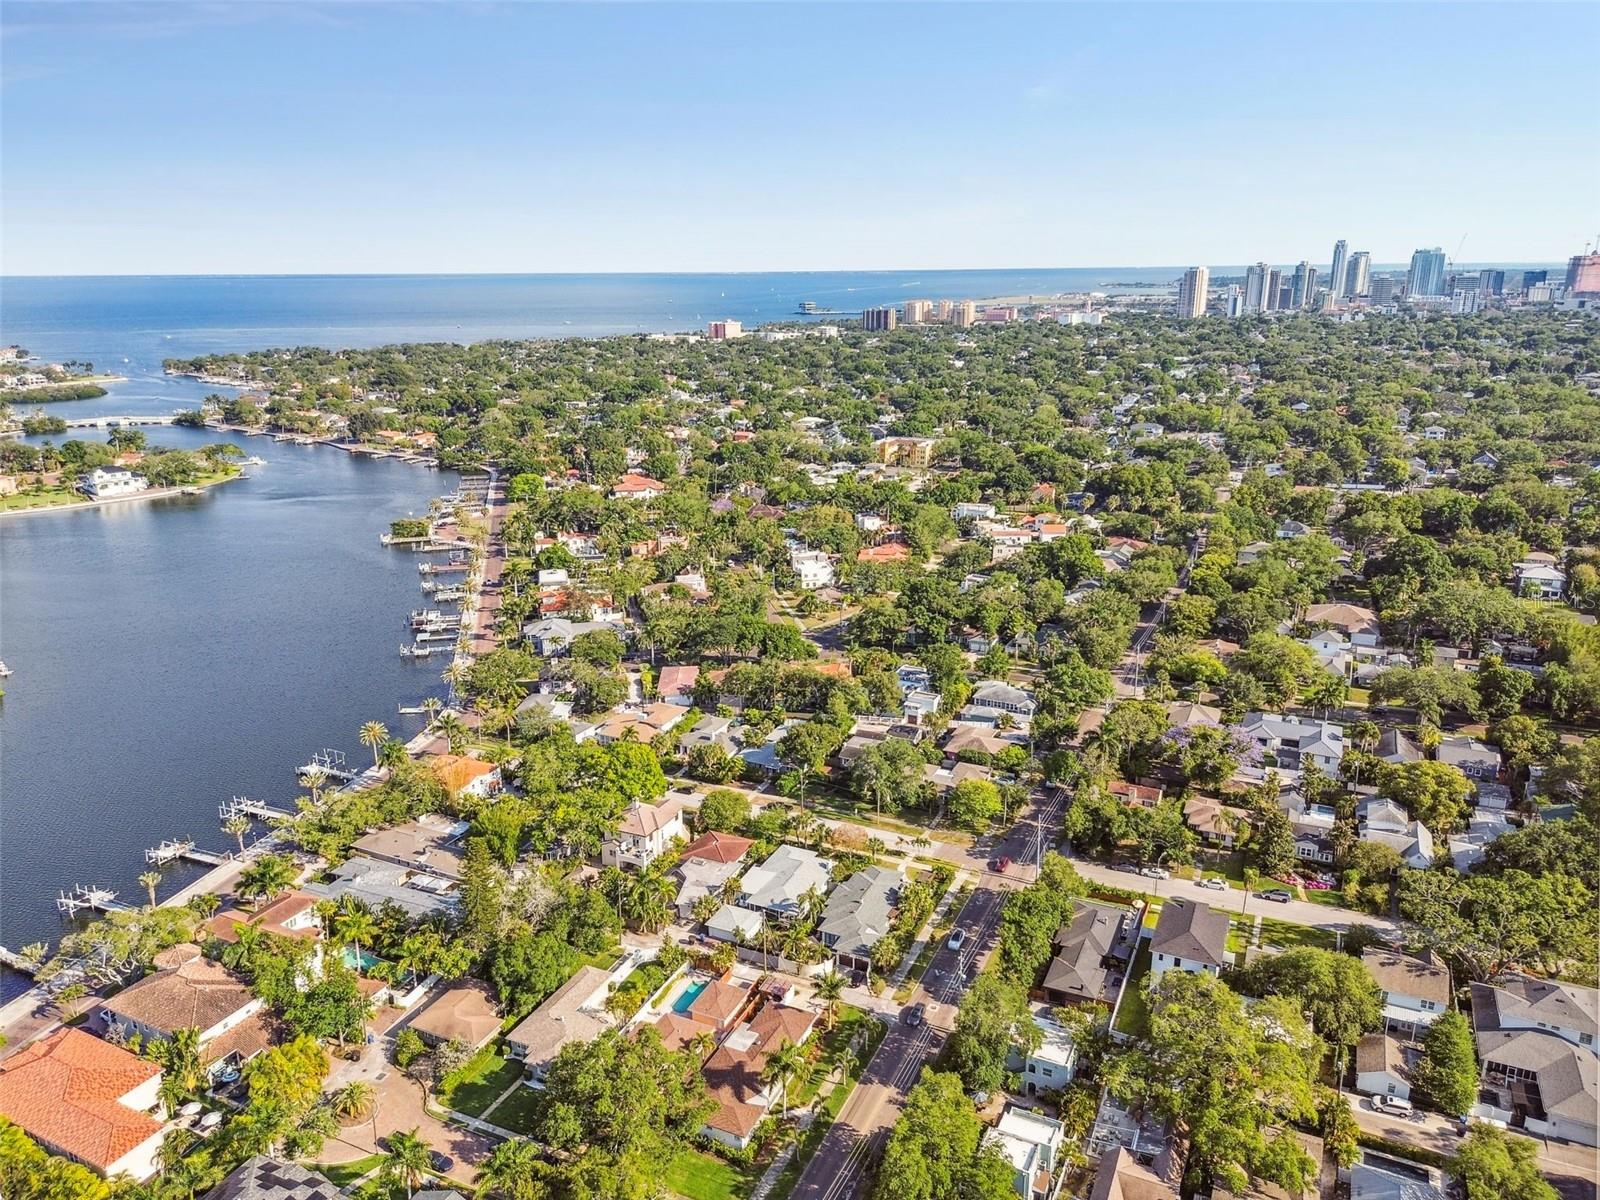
418 561 470 574
400 644 448 658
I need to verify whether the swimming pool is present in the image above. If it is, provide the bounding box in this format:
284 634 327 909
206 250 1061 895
342 946 382 972
672 979 709 1014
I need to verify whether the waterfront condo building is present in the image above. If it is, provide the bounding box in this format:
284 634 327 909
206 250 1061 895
902 298 932 324
706 319 743 340
950 300 976 327
1346 250 1372 298
1175 266 1208 319
862 306 897 332
1407 247 1447 297
1329 239 1349 299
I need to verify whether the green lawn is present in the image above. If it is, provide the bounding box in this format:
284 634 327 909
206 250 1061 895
1112 942 1152 1039
438 1048 522 1116
0 484 81 511
315 1154 384 1187
1299 887 1348 907
487 1080 545 1134
792 1006 875 1109
664 1147 762 1200
1256 916 1339 952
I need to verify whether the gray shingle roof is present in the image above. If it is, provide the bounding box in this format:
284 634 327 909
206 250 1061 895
1149 899 1230 968
204 1156 341 1200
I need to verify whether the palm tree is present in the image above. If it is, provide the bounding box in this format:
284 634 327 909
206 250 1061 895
689 1029 718 1062
138 871 161 909
220 922 266 973
300 765 330 803
327 1080 375 1125
814 969 846 1030
238 853 297 902
358 722 388 770
154 1027 204 1112
435 711 469 754
224 814 252 856
381 1126 434 1199
762 1039 807 1121
17 942 49 970
422 696 444 726
334 902 379 969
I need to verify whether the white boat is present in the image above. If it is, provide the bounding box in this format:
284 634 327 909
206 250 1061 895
0 661 11 677
241 455 266 466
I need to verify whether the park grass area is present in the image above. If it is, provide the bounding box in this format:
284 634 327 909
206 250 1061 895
438 1047 522 1116
315 1155 384 1187
665 1147 762 1200
768 1015 889 1200
1112 942 1152 1040
1256 916 1339 952
487 1080 545 1134
0 483 83 511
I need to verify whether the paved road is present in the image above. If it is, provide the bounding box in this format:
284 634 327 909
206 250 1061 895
1346 1094 1597 1200
788 790 1066 1200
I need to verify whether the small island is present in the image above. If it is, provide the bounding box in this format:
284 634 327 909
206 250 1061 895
0 346 124 403
0 428 244 515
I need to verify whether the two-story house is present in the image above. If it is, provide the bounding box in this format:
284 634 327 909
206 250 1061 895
1363 947 1451 1038
816 865 902 972
98 945 267 1082
601 796 688 870
1471 975 1598 1147
1237 713 1345 774
1147 899 1231 983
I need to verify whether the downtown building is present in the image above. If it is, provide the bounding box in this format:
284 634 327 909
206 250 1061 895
1175 266 1209 319
1345 250 1372 298
1329 239 1349 300
1407 247 1447 298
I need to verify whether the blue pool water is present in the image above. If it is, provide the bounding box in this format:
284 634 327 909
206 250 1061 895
343 946 383 972
672 979 709 1014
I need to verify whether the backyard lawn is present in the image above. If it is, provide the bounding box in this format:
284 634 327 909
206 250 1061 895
437 1047 523 1116
1111 943 1152 1039
664 1148 761 1200
1256 916 1339 952
487 1079 545 1134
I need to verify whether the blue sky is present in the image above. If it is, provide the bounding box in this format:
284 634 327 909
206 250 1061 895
3 2 1596 274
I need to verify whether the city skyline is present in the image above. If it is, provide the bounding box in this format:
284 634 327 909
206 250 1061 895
4 2 1597 275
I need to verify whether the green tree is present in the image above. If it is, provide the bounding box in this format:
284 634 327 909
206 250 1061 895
1399 868 1595 980
946 972 1038 1095
1450 1123 1558 1200
1412 1010 1478 1117
1235 947 1381 1048
947 778 1004 832
851 736 925 816
872 1069 993 1200
237 853 298 902
1381 760 1473 839
697 787 751 833
381 1126 434 1199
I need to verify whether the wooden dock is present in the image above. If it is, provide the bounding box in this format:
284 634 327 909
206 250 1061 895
218 796 296 823
145 839 231 867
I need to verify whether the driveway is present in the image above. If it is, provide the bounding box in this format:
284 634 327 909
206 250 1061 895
320 1008 499 1189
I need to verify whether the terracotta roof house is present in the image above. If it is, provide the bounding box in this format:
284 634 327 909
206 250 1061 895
202 890 322 945
1148 899 1231 983
0 1027 165 1180
1182 796 1251 847
424 754 501 801
100 953 264 1059
612 472 667 500
505 966 614 1085
406 979 501 1050
675 832 756 919
856 542 911 564
657 664 700 705
1108 779 1163 808
687 976 757 1030
203 1155 344 1200
699 1003 817 1150
682 830 755 864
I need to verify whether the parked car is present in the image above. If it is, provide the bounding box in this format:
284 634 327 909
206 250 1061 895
947 928 966 951
1139 866 1170 880
1259 888 1293 903
1370 1095 1414 1118
904 1003 925 1027
1198 877 1227 891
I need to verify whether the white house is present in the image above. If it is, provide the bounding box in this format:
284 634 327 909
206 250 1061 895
1363 947 1451 1038
1147 899 1231 983
953 501 998 522
79 466 150 498
738 844 833 919
967 680 1038 720
99 950 264 1063
987 1106 1066 1200
1237 713 1345 774
601 796 688 870
1017 1010 1078 1097
790 548 835 590
1514 563 1567 600
0 1028 166 1181
1355 1034 1415 1102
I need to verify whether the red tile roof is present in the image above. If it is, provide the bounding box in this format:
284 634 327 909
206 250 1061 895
682 830 755 864
0 1028 162 1173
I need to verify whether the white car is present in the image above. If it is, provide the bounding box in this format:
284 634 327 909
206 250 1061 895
947 929 966 951
1370 1095 1414 1117
1139 866 1170 880
1198 877 1227 891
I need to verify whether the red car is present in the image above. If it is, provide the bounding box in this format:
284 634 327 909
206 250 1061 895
992 856 1012 873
